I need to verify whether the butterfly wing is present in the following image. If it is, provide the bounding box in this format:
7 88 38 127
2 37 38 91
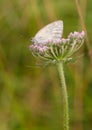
32 20 63 44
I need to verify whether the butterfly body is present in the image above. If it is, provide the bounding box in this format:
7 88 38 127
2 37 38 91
31 20 63 44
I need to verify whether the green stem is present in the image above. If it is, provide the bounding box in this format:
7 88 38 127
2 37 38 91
56 62 69 130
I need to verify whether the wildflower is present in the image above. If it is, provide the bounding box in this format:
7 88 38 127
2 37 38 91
29 31 85 63
29 21 85 130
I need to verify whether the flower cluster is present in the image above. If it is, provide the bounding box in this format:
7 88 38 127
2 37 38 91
29 31 85 64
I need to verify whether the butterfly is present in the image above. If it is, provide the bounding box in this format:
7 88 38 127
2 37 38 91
31 20 63 44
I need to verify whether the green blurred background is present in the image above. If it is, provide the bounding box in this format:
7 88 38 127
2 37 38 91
0 0 92 130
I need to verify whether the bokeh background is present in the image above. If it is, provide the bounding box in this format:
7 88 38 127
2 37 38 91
0 0 92 130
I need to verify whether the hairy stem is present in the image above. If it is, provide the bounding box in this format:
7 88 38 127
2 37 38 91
56 62 69 130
